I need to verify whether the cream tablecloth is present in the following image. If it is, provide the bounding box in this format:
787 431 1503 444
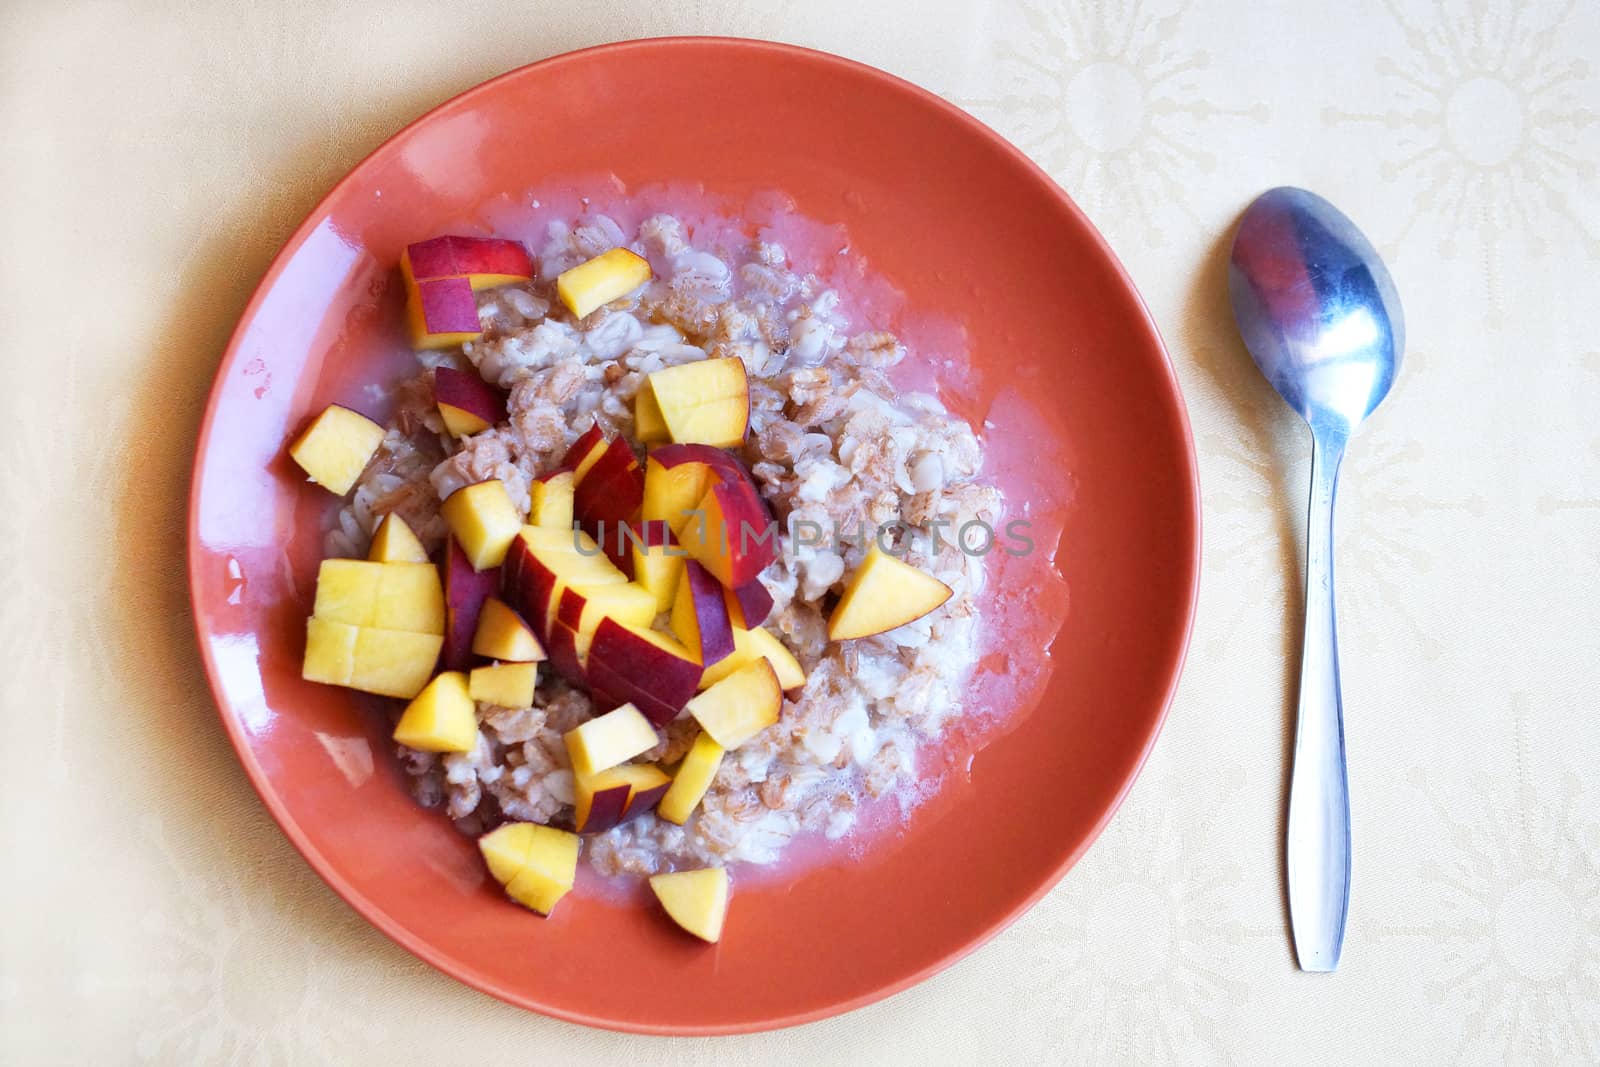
4 2 1597 1063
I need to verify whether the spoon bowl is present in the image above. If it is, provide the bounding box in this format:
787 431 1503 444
1230 187 1404 435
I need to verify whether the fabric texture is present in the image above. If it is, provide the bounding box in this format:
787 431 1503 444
1 1 1595 1063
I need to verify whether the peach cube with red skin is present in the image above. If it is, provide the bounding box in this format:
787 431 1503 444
675 460 777 589
402 235 533 291
406 276 482 350
433 366 505 437
288 404 385 496
574 762 671 833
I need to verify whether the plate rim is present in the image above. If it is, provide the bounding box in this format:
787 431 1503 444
187 35 1202 1034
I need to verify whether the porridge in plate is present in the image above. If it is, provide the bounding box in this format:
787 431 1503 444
288 208 1002 941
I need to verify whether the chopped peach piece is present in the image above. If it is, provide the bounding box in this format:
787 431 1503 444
646 358 749 447
564 703 658 778
529 469 576 530
471 597 545 662
649 867 729 942
393 671 476 751
368 513 429 563
440 479 521 570
556 248 652 318
468 661 538 708
827 547 953 640
685 659 781 750
633 383 670 444
288 405 384 496
657 731 725 825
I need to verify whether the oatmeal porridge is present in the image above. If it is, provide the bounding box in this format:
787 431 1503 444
291 205 1002 934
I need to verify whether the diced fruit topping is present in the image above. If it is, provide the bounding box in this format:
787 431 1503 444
827 546 954 640
572 436 644 564
368 513 429 563
501 525 631 653
443 537 499 670
685 659 782 750
574 763 671 833
674 459 777 588
393 671 477 752
671 560 735 666
346 628 442 698
563 703 659 778
657 731 725 825
583 619 702 726
633 383 670 444
556 248 652 319
649 867 729 943
468 662 538 708
288 405 384 496
631 520 684 614
646 358 750 447
561 422 606 474
528 468 576 529
402 235 534 291
440 479 521 570
698 625 806 692
724 579 774 630
548 581 658 681
478 822 580 917
310 559 444 635
642 450 714 532
433 366 506 437
406 276 482 350
471 597 545 662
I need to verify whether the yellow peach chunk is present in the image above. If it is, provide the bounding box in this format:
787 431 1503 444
633 383 670 444
827 547 953 641
641 460 712 533
529 470 576 529
685 659 781 750
471 598 545 662
646 359 749 447
393 671 476 751
564 703 659 778
477 822 539 886
347 626 443 698
288 405 385 496
302 617 359 687
657 731 725 825
368 513 429 563
468 662 538 708
633 539 685 615
556 247 652 319
743 626 805 690
441 479 521 570
649 867 729 943
479 822 580 917
312 559 444 635
574 763 670 832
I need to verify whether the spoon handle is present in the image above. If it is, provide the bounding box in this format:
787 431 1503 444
1287 428 1352 972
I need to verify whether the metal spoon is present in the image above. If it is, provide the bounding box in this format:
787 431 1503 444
1226 187 1404 972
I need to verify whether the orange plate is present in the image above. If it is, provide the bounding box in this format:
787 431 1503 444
188 38 1199 1033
